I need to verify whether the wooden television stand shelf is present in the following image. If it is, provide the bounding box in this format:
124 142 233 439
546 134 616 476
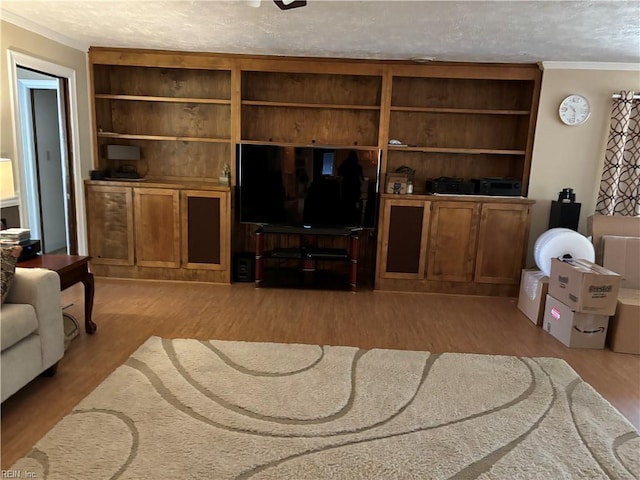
255 225 361 292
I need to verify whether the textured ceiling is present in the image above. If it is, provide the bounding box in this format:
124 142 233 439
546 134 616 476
2 1 640 63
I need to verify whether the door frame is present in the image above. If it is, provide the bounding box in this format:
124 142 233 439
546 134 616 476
7 50 87 254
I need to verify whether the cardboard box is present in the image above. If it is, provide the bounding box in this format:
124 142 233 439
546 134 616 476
543 294 610 349
385 173 409 194
517 269 549 326
587 214 640 264
548 258 621 316
607 288 640 355
602 235 640 289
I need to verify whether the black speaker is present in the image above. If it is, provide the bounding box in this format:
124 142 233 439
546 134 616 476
234 252 255 282
549 201 581 231
549 188 581 231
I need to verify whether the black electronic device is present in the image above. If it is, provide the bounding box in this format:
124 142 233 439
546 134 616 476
17 239 41 262
425 177 475 195
237 144 381 229
107 169 141 180
472 177 522 196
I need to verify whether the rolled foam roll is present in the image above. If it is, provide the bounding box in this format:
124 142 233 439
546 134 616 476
534 228 595 276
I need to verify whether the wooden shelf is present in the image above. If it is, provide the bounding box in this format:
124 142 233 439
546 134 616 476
242 100 379 111
239 139 380 150
390 106 530 115
97 132 230 143
95 94 231 104
387 146 526 155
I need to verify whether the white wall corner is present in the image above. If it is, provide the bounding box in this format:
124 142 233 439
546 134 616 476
0 10 89 52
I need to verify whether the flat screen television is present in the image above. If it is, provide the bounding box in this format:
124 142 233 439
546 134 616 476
237 144 381 229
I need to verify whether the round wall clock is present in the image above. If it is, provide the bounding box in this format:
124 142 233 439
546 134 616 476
558 94 591 126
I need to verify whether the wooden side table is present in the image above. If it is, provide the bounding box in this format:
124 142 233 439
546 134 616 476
17 255 97 334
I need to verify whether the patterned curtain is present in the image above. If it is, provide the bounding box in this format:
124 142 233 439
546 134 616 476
596 91 640 216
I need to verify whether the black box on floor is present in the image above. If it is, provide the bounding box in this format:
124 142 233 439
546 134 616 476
17 239 41 262
234 252 255 282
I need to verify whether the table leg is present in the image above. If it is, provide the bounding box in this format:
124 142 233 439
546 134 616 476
81 271 97 334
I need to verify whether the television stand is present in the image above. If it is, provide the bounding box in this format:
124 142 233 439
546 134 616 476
255 225 361 292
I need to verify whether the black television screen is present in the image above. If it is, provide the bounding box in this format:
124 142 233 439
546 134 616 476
237 144 381 229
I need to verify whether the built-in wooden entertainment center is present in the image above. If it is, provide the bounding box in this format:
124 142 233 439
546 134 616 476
85 47 541 295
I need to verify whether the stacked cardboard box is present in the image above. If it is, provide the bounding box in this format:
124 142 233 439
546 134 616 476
601 235 640 354
517 269 549 326
542 258 620 349
607 289 640 354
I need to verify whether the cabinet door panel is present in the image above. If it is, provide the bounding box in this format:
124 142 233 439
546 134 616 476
427 202 480 282
86 185 134 265
181 190 229 270
378 199 430 279
475 203 529 284
134 188 180 268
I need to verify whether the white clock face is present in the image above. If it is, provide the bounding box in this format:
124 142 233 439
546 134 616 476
559 94 591 126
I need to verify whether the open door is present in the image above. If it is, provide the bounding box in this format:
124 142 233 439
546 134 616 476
18 68 77 254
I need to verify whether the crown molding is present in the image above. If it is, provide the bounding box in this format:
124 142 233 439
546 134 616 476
0 10 88 52
542 61 640 71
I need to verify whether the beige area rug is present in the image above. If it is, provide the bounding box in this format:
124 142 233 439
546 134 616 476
11 337 640 479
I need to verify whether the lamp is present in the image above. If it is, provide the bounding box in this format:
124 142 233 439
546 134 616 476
0 158 17 207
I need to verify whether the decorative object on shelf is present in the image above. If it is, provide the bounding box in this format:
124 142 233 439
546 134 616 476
558 94 591 126
219 163 230 185
386 173 410 194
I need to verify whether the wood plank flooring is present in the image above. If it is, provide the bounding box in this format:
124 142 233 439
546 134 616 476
2 278 639 468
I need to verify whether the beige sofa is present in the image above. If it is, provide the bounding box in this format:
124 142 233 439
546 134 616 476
1 267 64 402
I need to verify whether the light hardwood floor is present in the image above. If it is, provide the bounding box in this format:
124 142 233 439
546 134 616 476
2 278 639 468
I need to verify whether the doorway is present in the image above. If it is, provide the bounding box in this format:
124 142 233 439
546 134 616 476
18 70 73 253
8 51 85 255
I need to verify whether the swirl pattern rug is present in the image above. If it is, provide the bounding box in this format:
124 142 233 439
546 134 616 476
12 336 639 479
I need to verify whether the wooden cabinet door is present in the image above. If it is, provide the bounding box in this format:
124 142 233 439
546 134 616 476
378 199 430 279
133 188 180 268
427 202 480 282
181 190 229 271
475 203 530 284
86 185 134 266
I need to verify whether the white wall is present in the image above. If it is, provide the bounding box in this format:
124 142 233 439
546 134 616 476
526 65 640 266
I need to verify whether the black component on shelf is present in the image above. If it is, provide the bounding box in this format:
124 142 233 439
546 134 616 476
305 248 349 261
268 248 304 259
425 177 475 195
472 177 522 196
